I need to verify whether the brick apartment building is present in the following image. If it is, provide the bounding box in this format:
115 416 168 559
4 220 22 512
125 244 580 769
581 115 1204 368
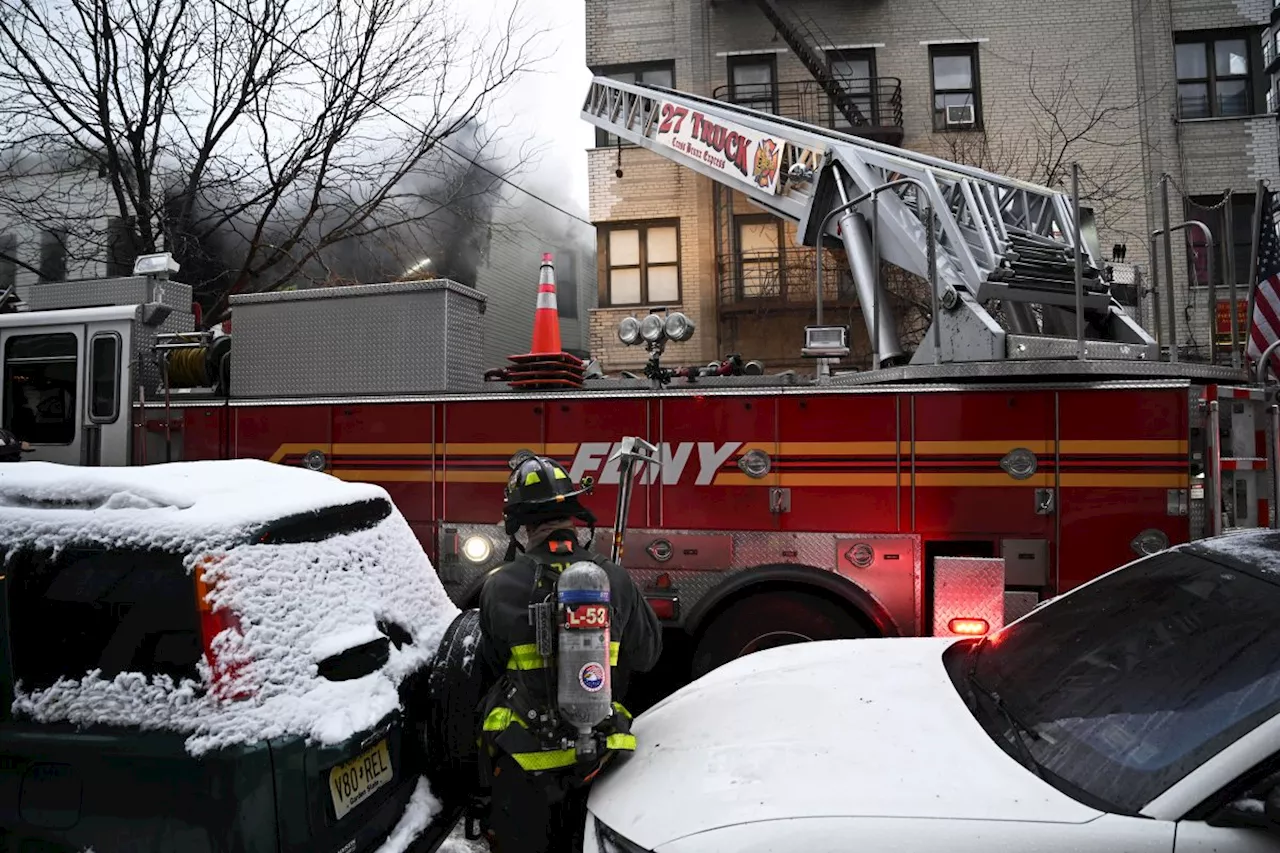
585 0 1280 373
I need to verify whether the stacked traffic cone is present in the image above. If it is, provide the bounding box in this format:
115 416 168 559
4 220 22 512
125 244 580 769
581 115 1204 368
505 252 586 389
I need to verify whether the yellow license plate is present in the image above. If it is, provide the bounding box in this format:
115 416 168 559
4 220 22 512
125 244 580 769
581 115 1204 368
329 738 394 820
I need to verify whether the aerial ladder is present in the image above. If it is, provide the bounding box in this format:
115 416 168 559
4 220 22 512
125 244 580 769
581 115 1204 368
581 77 1157 369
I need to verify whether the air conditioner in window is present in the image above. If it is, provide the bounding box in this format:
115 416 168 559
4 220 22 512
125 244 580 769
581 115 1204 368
945 104 976 128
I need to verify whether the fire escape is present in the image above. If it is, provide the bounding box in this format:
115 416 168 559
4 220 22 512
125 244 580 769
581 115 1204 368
712 0 907 366
749 0 903 145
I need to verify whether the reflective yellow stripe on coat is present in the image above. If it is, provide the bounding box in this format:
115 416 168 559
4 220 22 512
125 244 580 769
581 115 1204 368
510 733 637 771
506 641 620 670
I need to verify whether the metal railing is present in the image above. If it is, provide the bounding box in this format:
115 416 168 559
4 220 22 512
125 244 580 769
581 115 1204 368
717 248 857 309
711 79 904 137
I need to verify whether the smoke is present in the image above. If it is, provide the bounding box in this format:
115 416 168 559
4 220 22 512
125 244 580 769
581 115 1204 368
166 109 593 306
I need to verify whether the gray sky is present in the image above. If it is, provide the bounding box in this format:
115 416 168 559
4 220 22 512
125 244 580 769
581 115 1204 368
461 0 593 214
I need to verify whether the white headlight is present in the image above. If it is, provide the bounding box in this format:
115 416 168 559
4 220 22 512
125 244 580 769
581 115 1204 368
639 313 665 343
617 316 641 345
462 534 493 563
664 311 695 342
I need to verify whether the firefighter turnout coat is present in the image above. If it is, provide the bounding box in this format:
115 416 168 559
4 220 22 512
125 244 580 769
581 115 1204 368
475 530 663 776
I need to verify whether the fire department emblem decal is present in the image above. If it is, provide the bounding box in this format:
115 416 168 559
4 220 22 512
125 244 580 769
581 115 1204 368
752 139 780 188
579 662 606 693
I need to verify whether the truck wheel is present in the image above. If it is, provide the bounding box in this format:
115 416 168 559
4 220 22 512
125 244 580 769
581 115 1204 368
691 590 868 679
421 608 484 796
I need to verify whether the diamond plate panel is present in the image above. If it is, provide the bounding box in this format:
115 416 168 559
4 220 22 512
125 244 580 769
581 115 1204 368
446 292 485 393
18 276 193 311
230 281 485 397
135 311 196 396
1003 590 1041 625
1005 334 1157 362
436 522 922 635
932 556 1005 637
831 359 1247 386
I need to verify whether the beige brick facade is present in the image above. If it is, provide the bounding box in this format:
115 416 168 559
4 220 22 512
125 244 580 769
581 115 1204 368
585 0 1280 370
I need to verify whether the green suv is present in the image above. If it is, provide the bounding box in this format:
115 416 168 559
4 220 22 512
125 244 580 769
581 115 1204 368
0 459 465 852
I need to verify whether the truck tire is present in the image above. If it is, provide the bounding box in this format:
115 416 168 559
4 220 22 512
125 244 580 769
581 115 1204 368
691 590 868 679
421 608 484 797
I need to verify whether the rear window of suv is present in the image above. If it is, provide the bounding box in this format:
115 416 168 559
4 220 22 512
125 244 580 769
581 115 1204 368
7 546 203 692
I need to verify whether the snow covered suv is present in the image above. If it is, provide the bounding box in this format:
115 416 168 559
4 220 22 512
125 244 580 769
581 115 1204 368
0 460 463 853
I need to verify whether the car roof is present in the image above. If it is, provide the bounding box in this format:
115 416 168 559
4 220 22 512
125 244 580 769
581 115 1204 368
0 459 390 552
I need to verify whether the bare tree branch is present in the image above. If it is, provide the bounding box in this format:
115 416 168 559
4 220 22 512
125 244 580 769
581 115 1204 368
0 0 545 323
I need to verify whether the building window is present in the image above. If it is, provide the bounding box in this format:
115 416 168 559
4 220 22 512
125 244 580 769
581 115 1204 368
39 228 67 283
827 49 876 130
555 249 578 319
728 54 777 114
1185 193 1256 288
735 216 783 299
1176 32 1253 118
593 62 675 147
930 44 982 131
0 234 15 291
602 221 680 307
3 332 78 445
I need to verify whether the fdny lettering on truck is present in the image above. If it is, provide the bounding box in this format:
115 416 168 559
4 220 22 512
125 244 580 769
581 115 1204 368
568 441 742 486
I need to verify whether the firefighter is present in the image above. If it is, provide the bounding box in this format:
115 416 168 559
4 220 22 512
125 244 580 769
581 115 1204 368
474 453 662 853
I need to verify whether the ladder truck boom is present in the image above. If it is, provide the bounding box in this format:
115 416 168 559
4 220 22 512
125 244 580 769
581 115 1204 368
581 77 1155 369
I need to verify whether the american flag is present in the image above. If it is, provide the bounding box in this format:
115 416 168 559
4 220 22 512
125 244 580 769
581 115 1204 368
1247 189 1280 375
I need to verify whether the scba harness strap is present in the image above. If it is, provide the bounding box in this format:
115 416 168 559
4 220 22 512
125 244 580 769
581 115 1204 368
480 552 636 779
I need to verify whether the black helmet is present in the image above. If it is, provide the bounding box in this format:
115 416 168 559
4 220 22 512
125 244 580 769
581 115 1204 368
502 453 595 536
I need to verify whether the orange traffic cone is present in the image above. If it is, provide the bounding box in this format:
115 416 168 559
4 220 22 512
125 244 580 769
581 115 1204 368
504 251 585 389
531 252 562 354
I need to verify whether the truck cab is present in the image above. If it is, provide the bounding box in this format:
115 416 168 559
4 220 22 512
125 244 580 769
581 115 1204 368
1 305 134 466
0 264 195 468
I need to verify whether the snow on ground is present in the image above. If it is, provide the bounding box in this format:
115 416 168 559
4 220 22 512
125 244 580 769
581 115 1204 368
438 821 491 853
362 778 487 853
5 460 461 757
372 777 445 853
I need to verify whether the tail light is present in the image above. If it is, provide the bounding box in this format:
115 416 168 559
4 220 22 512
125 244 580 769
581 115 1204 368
194 556 254 701
645 597 678 620
948 618 990 636
646 573 680 621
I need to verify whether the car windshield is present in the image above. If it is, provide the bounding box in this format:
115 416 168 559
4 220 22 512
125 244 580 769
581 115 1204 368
963 547 1280 815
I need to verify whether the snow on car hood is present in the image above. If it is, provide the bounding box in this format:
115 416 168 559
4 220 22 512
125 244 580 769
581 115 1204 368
589 638 1102 849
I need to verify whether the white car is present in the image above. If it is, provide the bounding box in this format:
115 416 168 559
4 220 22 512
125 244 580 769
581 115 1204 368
584 530 1280 852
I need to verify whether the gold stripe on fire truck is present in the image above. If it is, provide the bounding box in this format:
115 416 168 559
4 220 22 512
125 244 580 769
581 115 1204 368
915 439 1187 455
713 472 1186 488
268 442 579 464
713 473 899 487
327 470 517 484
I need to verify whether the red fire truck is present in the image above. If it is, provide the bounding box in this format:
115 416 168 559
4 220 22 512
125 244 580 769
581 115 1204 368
0 78 1273 688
